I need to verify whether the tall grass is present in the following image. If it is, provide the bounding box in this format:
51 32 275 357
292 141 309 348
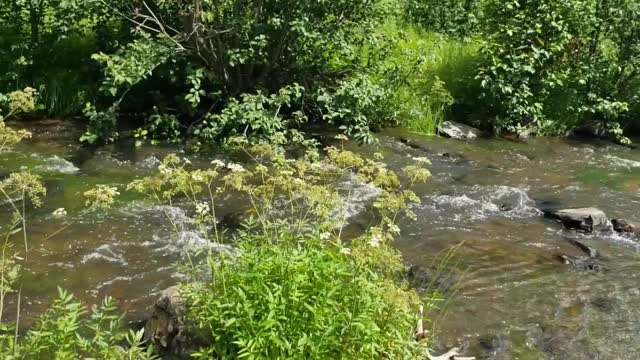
36 71 92 117
381 23 481 135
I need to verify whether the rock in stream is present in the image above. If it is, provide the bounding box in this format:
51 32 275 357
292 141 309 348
544 207 610 232
144 286 191 357
611 219 639 234
437 121 482 140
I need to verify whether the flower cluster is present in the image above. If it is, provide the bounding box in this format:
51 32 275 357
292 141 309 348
84 185 120 210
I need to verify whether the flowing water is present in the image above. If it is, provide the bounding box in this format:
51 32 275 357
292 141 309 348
2 122 640 359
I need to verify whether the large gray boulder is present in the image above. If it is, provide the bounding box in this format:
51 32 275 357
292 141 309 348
438 121 482 140
545 208 610 232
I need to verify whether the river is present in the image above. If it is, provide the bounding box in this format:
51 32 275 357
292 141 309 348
1 121 639 359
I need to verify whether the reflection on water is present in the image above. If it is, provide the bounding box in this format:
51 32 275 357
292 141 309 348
2 122 640 358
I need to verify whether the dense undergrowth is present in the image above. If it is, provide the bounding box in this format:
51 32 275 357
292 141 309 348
2 0 638 145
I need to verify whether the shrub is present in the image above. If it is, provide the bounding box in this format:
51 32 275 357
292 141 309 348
477 0 640 141
0 0 131 116
404 0 484 39
0 289 156 359
317 76 392 144
85 0 392 145
192 84 308 148
476 0 573 135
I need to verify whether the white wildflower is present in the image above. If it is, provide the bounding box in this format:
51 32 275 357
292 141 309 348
320 232 331 241
191 173 204 182
226 163 246 173
280 170 293 176
195 202 210 216
211 159 225 168
388 224 401 235
183 158 192 165
335 134 349 141
52 208 67 218
340 247 351 255
368 234 382 248
158 164 170 175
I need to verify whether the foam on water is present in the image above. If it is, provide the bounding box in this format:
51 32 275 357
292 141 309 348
34 155 79 173
422 185 541 225
136 156 162 169
603 155 640 169
335 173 383 222
81 244 128 265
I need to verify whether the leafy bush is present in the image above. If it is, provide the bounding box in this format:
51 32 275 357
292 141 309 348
192 84 308 148
404 0 484 38
0 289 156 360
134 107 183 147
134 0 387 94
80 103 119 145
129 139 437 358
477 0 640 141
184 228 422 359
85 0 392 145
317 76 392 144
0 0 131 116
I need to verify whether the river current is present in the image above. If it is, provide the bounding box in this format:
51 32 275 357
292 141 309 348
1 121 639 359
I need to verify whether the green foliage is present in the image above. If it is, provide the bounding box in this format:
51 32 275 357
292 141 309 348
0 88 37 151
402 76 454 135
134 107 183 147
129 142 438 358
184 230 421 360
92 33 174 99
317 76 392 144
0 0 131 116
374 23 480 135
477 0 572 134
158 0 386 94
192 84 308 148
0 289 157 359
85 0 392 145
404 0 484 38
80 103 118 145
476 0 640 141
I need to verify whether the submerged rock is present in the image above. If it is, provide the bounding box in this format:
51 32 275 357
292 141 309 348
556 255 606 272
611 219 638 234
405 264 455 294
566 239 598 259
437 121 482 140
556 238 606 272
545 208 610 232
398 137 431 152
